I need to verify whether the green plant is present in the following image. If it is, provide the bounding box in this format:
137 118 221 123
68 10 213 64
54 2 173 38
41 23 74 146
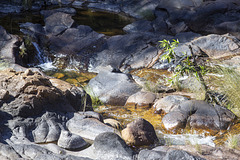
227 134 239 149
84 86 103 108
0 58 9 70
211 66 240 116
159 39 208 93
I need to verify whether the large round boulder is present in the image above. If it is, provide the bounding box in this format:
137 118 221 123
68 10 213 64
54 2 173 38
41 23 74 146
121 118 159 146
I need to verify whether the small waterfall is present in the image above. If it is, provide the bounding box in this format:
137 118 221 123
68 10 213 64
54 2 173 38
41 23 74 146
32 42 56 70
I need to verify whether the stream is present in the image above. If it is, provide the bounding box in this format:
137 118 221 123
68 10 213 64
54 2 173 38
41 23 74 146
0 4 233 149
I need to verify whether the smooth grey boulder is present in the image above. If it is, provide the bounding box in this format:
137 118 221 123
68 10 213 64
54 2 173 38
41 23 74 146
125 91 156 107
162 100 236 131
138 149 166 160
45 12 74 35
93 132 134 160
57 130 87 150
163 150 205 160
87 70 141 106
153 95 189 114
66 117 117 141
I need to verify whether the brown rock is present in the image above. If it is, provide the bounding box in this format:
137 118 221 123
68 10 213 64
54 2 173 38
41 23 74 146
121 118 159 146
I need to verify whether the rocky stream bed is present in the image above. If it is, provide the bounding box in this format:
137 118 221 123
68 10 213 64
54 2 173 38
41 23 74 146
1 0 240 160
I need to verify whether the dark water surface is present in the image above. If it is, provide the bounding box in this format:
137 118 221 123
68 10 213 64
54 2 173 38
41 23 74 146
0 7 133 36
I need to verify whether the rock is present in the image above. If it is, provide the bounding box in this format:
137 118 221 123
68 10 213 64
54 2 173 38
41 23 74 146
57 130 88 150
0 143 22 159
89 32 167 72
163 149 205 160
191 34 240 59
0 89 9 101
32 112 62 143
138 149 166 160
162 100 236 131
48 25 105 70
0 69 91 117
188 0 240 37
44 12 74 35
0 26 19 64
50 78 93 111
87 70 141 106
66 117 117 141
88 3 121 13
93 132 134 160
123 20 154 33
121 118 159 146
162 111 188 131
153 95 189 114
125 91 156 108
40 7 76 18
159 0 203 9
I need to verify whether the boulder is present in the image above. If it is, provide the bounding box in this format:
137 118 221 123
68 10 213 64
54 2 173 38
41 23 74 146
0 69 92 117
57 130 88 150
125 91 156 108
121 118 159 146
93 132 134 160
138 149 166 160
191 34 240 59
162 100 236 131
44 12 74 35
153 95 188 114
87 70 141 106
66 117 117 141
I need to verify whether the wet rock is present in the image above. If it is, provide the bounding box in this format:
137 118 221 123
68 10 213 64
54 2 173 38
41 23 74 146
87 69 141 106
66 117 117 141
162 100 236 131
57 130 87 150
159 0 203 9
191 34 240 59
45 12 74 35
104 118 123 130
153 95 188 114
121 118 159 146
93 132 134 160
125 91 156 108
